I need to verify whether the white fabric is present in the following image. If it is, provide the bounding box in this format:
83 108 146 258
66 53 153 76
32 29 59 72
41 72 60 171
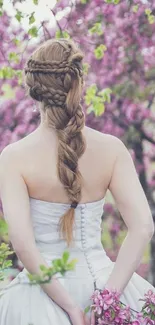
0 197 154 324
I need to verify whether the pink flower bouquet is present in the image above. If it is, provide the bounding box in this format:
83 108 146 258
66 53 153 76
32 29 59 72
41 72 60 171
90 288 155 324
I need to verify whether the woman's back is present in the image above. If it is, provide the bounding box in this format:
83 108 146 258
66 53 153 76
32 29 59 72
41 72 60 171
9 124 115 204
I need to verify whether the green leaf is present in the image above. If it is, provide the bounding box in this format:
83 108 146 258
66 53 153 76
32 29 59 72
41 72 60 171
33 0 38 4
3 260 12 268
80 0 88 3
89 22 103 36
132 5 139 13
15 70 23 85
113 0 120 3
0 69 3 78
9 52 19 64
66 258 78 270
0 272 4 281
0 242 14 281
94 44 107 60
111 309 115 319
82 63 90 75
29 12 35 25
28 26 38 37
87 105 94 114
145 8 152 16
93 99 105 116
0 0 3 8
0 67 15 79
148 15 155 24
85 84 97 105
84 306 90 314
62 251 70 264
52 258 64 272
15 10 23 22
55 30 70 39
0 219 8 235
98 88 112 103
85 85 112 116
104 0 120 3
12 38 20 46
40 264 47 272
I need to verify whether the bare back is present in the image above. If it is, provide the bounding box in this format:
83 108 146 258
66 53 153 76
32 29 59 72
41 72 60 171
9 125 115 204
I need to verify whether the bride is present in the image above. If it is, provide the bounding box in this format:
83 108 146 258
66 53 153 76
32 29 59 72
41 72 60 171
0 38 154 325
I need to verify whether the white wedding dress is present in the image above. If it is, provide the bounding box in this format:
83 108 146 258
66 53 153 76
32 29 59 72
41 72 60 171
0 197 155 324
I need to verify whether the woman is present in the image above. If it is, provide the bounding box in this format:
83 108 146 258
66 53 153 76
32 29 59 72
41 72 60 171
0 38 154 325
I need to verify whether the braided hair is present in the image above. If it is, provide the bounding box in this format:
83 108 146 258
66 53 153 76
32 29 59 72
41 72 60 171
24 39 86 246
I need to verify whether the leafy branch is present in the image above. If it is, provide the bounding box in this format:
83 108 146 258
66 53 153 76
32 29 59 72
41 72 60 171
28 251 77 285
0 243 14 281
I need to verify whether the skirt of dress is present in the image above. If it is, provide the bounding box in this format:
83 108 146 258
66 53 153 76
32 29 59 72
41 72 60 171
0 262 155 325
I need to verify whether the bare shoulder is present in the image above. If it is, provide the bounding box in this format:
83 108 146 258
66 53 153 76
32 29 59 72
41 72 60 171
0 130 37 162
0 143 21 178
84 126 127 156
0 132 35 174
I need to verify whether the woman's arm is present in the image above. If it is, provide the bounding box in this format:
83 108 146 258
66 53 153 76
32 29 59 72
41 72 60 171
105 137 154 293
0 145 80 315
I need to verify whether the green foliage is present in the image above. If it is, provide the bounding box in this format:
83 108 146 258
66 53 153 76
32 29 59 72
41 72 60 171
148 15 155 25
16 70 23 85
33 0 38 4
0 67 14 79
0 67 22 83
62 251 69 263
0 0 3 16
82 62 90 75
8 52 19 64
80 0 89 3
89 22 103 36
12 38 20 46
145 9 152 16
132 5 139 13
85 84 97 104
55 30 70 39
145 8 155 25
0 219 8 237
94 44 107 60
1 84 15 99
0 243 14 281
28 26 38 37
98 88 112 103
104 0 120 4
85 85 112 116
15 10 23 22
27 251 78 284
113 0 120 3
29 12 35 25
84 305 91 314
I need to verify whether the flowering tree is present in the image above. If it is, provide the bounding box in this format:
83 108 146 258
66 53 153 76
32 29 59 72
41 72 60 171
0 12 40 151
0 0 155 282
52 0 155 283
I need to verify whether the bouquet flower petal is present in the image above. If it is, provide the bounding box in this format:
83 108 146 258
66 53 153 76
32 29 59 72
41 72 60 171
90 288 155 324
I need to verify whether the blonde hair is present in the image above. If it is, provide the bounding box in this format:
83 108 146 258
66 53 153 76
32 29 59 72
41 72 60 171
24 39 86 246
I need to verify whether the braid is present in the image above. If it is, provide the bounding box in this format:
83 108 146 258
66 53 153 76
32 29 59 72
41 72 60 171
24 39 86 246
25 54 83 77
29 84 67 107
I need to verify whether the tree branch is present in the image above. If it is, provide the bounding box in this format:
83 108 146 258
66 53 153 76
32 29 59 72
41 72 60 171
141 131 155 145
50 9 63 36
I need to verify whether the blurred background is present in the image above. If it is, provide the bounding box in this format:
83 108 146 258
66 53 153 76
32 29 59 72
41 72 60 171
0 0 155 288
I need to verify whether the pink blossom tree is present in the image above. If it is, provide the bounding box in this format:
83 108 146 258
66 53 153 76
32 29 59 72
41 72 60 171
0 0 155 282
52 0 155 283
